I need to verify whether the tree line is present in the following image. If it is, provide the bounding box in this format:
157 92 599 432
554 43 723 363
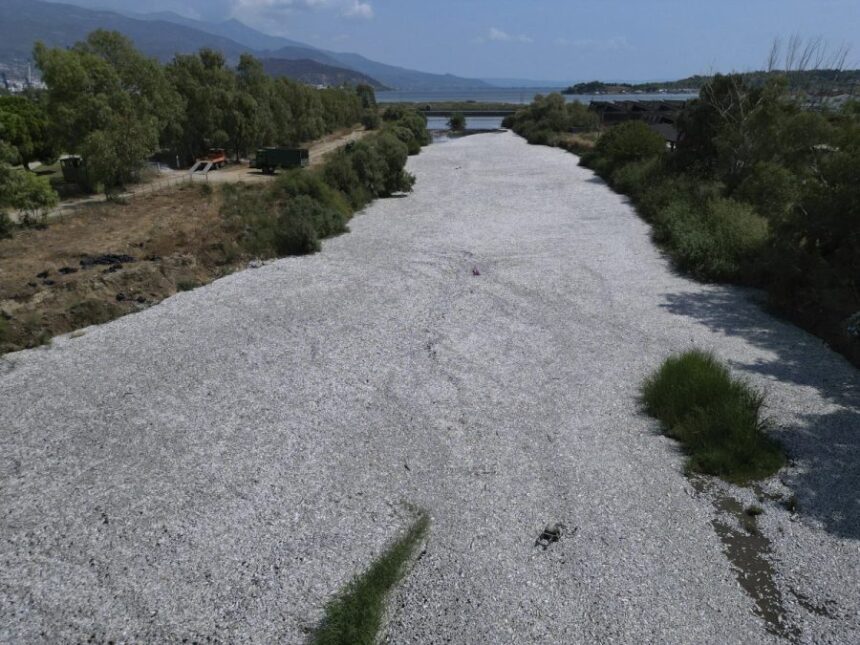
507 79 860 366
1 29 380 221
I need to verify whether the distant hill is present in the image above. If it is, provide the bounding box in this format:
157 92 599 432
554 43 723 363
563 70 860 95
0 0 254 63
123 12 313 53
0 0 491 91
261 58 387 90
327 52 489 91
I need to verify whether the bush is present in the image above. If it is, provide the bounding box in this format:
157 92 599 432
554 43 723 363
448 112 466 132
323 150 369 209
388 111 431 150
610 157 664 199
0 212 12 239
382 106 408 122
594 121 665 172
361 110 381 130
273 169 350 215
221 184 278 257
654 197 769 280
641 350 784 483
68 299 121 328
373 133 414 195
266 195 349 257
733 162 798 222
274 213 320 256
390 125 420 155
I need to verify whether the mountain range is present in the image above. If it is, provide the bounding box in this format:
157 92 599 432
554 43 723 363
0 0 492 90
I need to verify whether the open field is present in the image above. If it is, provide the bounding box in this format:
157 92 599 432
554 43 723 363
0 185 237 352
1 132 858 643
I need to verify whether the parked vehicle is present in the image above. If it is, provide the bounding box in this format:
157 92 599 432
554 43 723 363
60 155 89 185
201 148 227 169
252 147 310 174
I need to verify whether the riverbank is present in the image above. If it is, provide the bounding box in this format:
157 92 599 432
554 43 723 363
1 132 857 643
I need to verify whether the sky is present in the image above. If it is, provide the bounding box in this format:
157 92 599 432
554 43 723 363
65 0 859 82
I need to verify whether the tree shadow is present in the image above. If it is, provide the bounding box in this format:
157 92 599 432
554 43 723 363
660 288 860 540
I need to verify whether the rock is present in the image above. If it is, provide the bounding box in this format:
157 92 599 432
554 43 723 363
535 522 570 549
248 259 264 269
80 254 136 269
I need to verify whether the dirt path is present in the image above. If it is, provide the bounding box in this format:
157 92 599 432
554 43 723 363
20 127 370 223
0 132 857 644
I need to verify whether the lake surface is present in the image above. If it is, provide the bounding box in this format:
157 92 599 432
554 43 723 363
377 87 697 105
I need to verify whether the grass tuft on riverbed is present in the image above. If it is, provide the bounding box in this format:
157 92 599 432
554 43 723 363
309 513 429 645
641 350 785 483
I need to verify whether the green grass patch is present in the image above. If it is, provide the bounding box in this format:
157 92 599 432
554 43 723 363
176 280 200 292
310 513 429 645
641 350 785 483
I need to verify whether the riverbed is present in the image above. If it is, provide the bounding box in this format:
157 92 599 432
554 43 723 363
1 132 857 643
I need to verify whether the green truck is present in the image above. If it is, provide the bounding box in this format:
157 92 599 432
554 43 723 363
252 147 310 174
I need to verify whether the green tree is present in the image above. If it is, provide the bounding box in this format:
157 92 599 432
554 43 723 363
356 84 377 111
35 30 180 191
0 96 57 169
167 49 234 164
0 141 57 234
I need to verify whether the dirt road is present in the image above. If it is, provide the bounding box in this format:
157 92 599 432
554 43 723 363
18 127 370 223
1 132 857 643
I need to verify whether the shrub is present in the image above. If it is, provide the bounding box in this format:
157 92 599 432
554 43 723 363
273 169 350 215
373 133 414 195
641 350 784 483
274 214 319 256
323 150 369 209
594 120 665 172
361 110 381 130
733 162 798 222
221 184 279 257
654 197 769 280
390 111 431 149
382 106 407 122
274 195 347 256
176 280 199 291
610 157 664 199
389 125 419 155
68 299 121 328
0 211 12 239
448 112 466 132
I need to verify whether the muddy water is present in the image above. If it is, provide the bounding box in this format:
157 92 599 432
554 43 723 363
692 478 798 640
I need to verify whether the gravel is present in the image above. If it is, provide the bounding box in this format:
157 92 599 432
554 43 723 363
1 131 858 644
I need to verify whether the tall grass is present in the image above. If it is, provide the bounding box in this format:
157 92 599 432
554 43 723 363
310 514 429 645
641 350 785 483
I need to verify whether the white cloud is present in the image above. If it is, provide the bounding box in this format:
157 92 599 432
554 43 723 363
476 27 532 45
555 36 632 52
342 1 373 19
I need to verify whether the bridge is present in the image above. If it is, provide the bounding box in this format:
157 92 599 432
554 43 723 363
420 109 518 118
